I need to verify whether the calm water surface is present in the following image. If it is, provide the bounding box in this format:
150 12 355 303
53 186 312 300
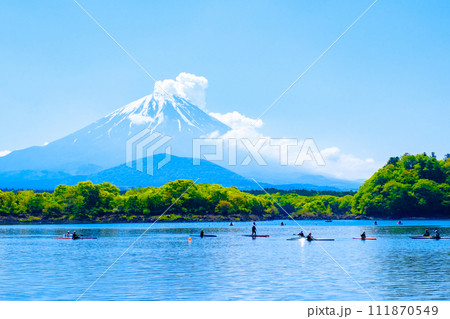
0 220 448 301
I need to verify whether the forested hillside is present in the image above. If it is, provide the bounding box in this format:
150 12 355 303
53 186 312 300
0 154 449 223
352 153 450 218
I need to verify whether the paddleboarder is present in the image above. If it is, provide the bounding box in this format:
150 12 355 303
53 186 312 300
251 222 257 237
361 232 366 240
200 229 205 238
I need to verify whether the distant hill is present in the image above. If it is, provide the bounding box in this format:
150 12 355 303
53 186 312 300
87 154 256 189
0 155 253 190
352 154 450 218
0 154 361 191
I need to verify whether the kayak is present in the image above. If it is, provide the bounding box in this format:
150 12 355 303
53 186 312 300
56 237 97 240
352 237 377 240
189 235 217 237
242 235 269 237
287 238 334 241
410 236 449 239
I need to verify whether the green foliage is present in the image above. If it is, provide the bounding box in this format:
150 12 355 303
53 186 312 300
352 154 450 218
0 154 449 223
0 180 278 222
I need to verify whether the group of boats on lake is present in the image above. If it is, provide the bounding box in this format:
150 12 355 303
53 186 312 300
188 222 448 241
56 222 448 241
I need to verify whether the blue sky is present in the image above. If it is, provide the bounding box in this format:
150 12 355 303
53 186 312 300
1 0 449 178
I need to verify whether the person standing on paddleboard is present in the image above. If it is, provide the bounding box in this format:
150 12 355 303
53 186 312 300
251 222 257 237
200 229 204 238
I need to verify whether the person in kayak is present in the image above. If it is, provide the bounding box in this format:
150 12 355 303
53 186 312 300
297 231 305 238
423 229 430 236
64 231 71 238
200 229 204 238
281 222 284 226
361 232 366 240
434 229 441 239
306 233 313 241
72 231 80 240
373 221 378 225
229 222 233 226
251 222 257 236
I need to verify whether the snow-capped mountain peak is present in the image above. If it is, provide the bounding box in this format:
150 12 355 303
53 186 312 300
0 92 230 173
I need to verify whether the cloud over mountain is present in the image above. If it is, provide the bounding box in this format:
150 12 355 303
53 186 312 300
154 73 208 110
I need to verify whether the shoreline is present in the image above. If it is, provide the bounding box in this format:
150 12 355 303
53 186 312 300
0 216 448 226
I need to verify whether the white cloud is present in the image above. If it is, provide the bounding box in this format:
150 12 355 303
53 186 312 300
209 111 263 140
150 73 381 181
208 111 380 180
308 147 379 180
0 150 11 157
154 72 208 110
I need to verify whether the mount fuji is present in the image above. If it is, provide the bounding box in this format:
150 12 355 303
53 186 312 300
0 91 230 175
0 85 361 190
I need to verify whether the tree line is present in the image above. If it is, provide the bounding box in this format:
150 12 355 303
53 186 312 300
0 154 449 223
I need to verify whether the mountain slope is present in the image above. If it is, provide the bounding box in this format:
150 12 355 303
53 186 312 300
88 154 255 189
0 92 230 174
0 154 255 190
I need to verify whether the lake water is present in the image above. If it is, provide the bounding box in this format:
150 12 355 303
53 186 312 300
0 220 448 301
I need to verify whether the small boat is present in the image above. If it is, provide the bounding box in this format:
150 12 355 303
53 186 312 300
189 234 217 237
287 237 334 241
56 237 97 240
242 235 269 237
410 236 449 239
352 237 376 240
325 220 332 222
